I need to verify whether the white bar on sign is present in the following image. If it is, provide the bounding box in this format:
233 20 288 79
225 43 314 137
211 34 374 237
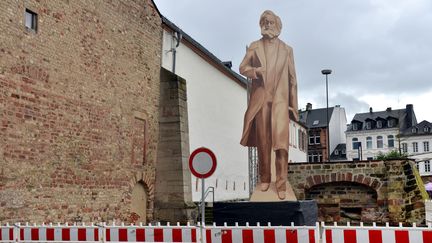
145 228 154 242
382 229 395 242
408 229 422 243
163 228 172 242
253 228 264 243
355 228 368 243
231 228 243 243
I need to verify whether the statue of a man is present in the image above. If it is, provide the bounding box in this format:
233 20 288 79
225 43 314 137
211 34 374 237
240 10 298 200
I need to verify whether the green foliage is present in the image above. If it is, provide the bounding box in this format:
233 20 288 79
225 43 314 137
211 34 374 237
376 150 408 160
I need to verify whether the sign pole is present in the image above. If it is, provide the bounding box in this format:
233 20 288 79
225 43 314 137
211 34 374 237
201 178 205 243
188 147 217 243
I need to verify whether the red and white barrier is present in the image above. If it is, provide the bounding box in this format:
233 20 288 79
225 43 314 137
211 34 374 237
322 222 432 243
0 224 14 242
203 223 319 243
105 224 196 242
18 223 100 242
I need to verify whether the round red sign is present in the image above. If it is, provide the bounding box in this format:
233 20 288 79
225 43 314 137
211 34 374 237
188 147 217 179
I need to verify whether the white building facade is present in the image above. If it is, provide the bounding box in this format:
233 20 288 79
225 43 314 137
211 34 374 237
400 121 432 178
161 18 249 202
346 105 417 161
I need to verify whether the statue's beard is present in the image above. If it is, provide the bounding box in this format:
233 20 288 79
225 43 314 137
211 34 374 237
261 28 280 39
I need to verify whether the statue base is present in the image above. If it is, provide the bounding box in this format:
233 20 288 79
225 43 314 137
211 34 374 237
250 182 297 201
213 200 318 226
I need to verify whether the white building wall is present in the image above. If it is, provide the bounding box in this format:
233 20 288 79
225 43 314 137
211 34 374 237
329 107 347 154
346 128 399 160
289 121 308 163
401 135 432 176
162 30 249 202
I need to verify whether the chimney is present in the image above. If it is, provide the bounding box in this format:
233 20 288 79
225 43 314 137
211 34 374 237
386 107 392 112
369 107 373 113
222 61 232 69
306 103 312 111
406 104 414 128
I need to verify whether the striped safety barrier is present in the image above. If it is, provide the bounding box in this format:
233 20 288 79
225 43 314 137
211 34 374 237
322 222 432 243
18 223 100 242
203 223 319 243
105 225 196 242
0 224 14 242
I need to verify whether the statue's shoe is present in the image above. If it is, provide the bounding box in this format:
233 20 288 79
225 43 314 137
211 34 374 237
260 183 270 192
278 191 286 200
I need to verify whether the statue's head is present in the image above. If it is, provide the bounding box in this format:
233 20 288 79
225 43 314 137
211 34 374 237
259 10 282 39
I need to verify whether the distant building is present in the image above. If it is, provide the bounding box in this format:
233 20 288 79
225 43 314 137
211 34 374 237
345 104 417 161
299 103 347 162
400 120 432 181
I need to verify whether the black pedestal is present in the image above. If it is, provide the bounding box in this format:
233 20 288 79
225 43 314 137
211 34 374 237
213 200 317 226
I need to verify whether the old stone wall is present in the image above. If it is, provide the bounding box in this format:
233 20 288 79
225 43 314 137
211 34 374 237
288 160 426 224
0 0 162 223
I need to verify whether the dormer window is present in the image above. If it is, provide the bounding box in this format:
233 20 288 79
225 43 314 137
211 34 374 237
377 120 383 128
388 119 395 128
335 150 339 155
313 120 319 126
353 123 359 131
424 127 430 133
412 127 418 133
366 121 372 130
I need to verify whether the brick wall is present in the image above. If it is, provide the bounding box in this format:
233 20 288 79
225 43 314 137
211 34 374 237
289 160 427 224
0 0 162 223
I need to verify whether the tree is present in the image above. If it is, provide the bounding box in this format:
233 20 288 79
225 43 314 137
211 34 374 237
376 150 408 160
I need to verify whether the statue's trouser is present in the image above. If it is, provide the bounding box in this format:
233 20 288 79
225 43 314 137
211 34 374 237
255 101 288 192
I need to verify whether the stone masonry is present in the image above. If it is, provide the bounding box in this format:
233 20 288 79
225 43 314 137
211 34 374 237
0 0 162 223
288 160 427 224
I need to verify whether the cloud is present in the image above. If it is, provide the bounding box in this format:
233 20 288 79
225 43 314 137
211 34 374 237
154 0 432 121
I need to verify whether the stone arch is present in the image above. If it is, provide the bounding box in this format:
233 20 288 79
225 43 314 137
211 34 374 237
304 172 382 192
131 181 148 224
305 181 380 222
128 168 155 223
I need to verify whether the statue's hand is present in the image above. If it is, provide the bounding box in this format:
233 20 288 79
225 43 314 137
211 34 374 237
255 66 266 78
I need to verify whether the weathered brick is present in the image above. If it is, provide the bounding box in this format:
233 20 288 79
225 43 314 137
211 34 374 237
0 0 162 223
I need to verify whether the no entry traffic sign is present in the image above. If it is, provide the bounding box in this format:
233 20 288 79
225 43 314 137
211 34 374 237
189 147 217 179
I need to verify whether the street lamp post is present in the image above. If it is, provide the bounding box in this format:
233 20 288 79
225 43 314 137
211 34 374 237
321 69 332 162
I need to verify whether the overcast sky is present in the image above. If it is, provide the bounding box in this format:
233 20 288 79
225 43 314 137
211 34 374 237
154 0 432 123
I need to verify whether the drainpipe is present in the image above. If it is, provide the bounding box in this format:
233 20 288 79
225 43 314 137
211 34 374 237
171 31 182 74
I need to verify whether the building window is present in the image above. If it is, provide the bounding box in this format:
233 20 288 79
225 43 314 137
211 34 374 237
367 157 373 160
315 135 321 144
388 119 395 128
309 135 320 145
308 153 313 162
416 162 419 171
25 9 38 32
424 141 430 152
413 142 418 153
352 123 359 131
377 120 383 128
424 127 430 133
402 143 408 153
352 138 359 149
377 136 383 148
425 160 431 172
412 127 418 133
366 121 372 130
334 150 339 155
366 136 372 149
388 135 395 148
309 136 314 145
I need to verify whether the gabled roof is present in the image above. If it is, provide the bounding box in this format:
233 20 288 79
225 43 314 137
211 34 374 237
299 107 335 128
351 109 404 123
401 120 432 136
161 16 247 87
330 143 347 161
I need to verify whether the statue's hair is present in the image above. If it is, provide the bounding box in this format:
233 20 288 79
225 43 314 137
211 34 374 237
259 10 282 32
